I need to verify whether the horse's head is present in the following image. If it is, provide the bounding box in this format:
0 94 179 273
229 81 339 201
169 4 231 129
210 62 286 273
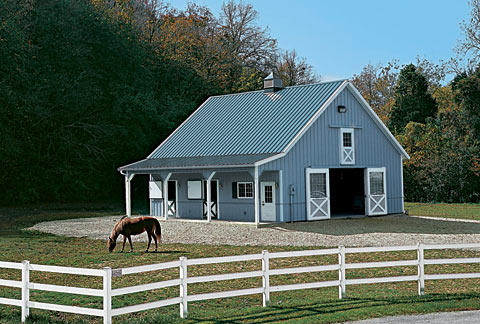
107 237 116 253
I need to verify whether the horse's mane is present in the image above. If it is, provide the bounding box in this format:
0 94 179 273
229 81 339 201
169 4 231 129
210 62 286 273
110 215 128 239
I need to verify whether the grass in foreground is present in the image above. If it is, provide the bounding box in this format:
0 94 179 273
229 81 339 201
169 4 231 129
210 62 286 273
1 205 480 323
405 202 480 220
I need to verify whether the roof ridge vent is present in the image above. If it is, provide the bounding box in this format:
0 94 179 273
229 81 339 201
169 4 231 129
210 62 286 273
264 72 283 92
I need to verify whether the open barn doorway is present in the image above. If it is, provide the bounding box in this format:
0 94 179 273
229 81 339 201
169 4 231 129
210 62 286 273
329 168 365 217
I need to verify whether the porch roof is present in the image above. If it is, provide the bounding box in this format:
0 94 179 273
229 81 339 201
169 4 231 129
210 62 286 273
118 153 276 172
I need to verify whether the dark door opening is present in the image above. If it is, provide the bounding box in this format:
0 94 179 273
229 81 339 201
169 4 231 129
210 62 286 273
167 180 177 217
329 168 365 217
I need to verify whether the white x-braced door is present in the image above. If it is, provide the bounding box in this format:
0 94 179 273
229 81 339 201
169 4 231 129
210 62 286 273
306 168 330 220
366 167 387 215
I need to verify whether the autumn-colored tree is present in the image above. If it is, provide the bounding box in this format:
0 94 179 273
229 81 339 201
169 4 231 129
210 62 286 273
351 61 399 123
400 98 480 202
275 49 319 86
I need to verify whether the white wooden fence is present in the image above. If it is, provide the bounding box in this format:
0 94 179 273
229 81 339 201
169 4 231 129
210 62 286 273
2 242 480 323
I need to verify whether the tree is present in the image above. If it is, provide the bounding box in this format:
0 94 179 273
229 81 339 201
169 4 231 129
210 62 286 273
217 0 277 91
352 61 399 123
275 49 319 86
400 102 480 203
388 64 437 133
451 68 480 138
458 0 480 63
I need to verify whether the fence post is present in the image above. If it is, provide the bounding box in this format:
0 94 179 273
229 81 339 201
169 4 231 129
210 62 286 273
417 243 425 296
338 246 346 299
179 256 188 318
21 260 30 323
262 250 270 307
103 267 112 324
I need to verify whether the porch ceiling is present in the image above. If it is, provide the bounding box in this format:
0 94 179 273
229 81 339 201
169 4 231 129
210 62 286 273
118 153 277 172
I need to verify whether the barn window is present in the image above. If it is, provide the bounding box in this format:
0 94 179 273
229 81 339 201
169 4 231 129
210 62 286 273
369 172 384 195
237 182 253 198
187 180 203 199
340 128 355 165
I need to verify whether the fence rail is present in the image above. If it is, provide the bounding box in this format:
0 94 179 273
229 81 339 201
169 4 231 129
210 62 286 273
2 242 480 323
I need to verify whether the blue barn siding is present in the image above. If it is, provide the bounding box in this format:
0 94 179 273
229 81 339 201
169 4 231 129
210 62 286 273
261 87 404 221
150 171 257 222
215 172 255 222
150 199 163 216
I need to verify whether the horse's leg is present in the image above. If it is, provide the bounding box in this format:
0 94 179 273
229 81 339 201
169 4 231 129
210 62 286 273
145 232 152 253
120 236 126 253
127 236 133 252
153 232 158 252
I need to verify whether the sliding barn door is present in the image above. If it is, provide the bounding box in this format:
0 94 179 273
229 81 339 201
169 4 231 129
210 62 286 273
306 168 330 220
366 167 387 215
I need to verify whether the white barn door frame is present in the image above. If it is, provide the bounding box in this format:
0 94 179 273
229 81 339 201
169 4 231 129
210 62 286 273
366 167 388 216
306 168 330 220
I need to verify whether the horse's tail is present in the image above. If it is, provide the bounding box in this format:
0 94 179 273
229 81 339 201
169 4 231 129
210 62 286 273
153 218 162 244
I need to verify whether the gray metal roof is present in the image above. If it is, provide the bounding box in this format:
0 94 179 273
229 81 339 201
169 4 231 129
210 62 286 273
149 80 345 158
119 154 276 171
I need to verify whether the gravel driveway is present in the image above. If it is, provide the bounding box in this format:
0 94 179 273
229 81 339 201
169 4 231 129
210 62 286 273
28 214 480 247
346 310 480 324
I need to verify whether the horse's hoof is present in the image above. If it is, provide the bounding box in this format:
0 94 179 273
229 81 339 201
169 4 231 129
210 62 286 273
144 250 149 253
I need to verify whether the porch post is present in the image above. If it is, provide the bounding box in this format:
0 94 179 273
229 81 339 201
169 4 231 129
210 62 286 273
125 173 135 217
163 173 172 220
279 170 284 222
206 172 216 222
254 166 260 225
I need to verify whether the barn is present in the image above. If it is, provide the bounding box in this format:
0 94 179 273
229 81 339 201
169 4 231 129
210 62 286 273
118 73 409 224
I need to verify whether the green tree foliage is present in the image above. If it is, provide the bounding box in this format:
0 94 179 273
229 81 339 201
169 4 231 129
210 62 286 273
388 64 437 134
0 0 316 205
400 101 480 203
0 0 208 204
451 70 480 138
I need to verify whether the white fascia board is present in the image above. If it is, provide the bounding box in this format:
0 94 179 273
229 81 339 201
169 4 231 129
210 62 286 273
118 159 149 172
346 83 410 159
254 152 285 167
146 96 213 159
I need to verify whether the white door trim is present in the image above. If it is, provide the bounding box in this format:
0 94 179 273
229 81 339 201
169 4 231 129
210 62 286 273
168 180 178 217
306 168 331 220
261 181 276 222
366 167 387 216
202 179 220 219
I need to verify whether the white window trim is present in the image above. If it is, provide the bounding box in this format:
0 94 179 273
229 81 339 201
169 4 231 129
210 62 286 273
237 182 254 199
340 127 355 165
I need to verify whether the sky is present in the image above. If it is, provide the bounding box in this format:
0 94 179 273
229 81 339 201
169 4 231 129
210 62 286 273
168 0 470 81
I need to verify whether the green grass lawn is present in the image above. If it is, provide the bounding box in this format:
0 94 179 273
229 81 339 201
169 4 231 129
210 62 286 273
405 202 480 220
1 204 480 324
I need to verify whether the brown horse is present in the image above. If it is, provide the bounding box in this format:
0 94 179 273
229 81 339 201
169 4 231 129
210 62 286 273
107 216 162 253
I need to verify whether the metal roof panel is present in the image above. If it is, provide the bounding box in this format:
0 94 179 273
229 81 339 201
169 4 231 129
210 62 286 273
150 80 345 158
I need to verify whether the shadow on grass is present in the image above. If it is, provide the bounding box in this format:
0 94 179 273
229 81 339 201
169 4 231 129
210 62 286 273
189 293 480 324
148 250 188 255
274 215 480 236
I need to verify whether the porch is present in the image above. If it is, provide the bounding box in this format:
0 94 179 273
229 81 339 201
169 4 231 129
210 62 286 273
118 154 284 225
